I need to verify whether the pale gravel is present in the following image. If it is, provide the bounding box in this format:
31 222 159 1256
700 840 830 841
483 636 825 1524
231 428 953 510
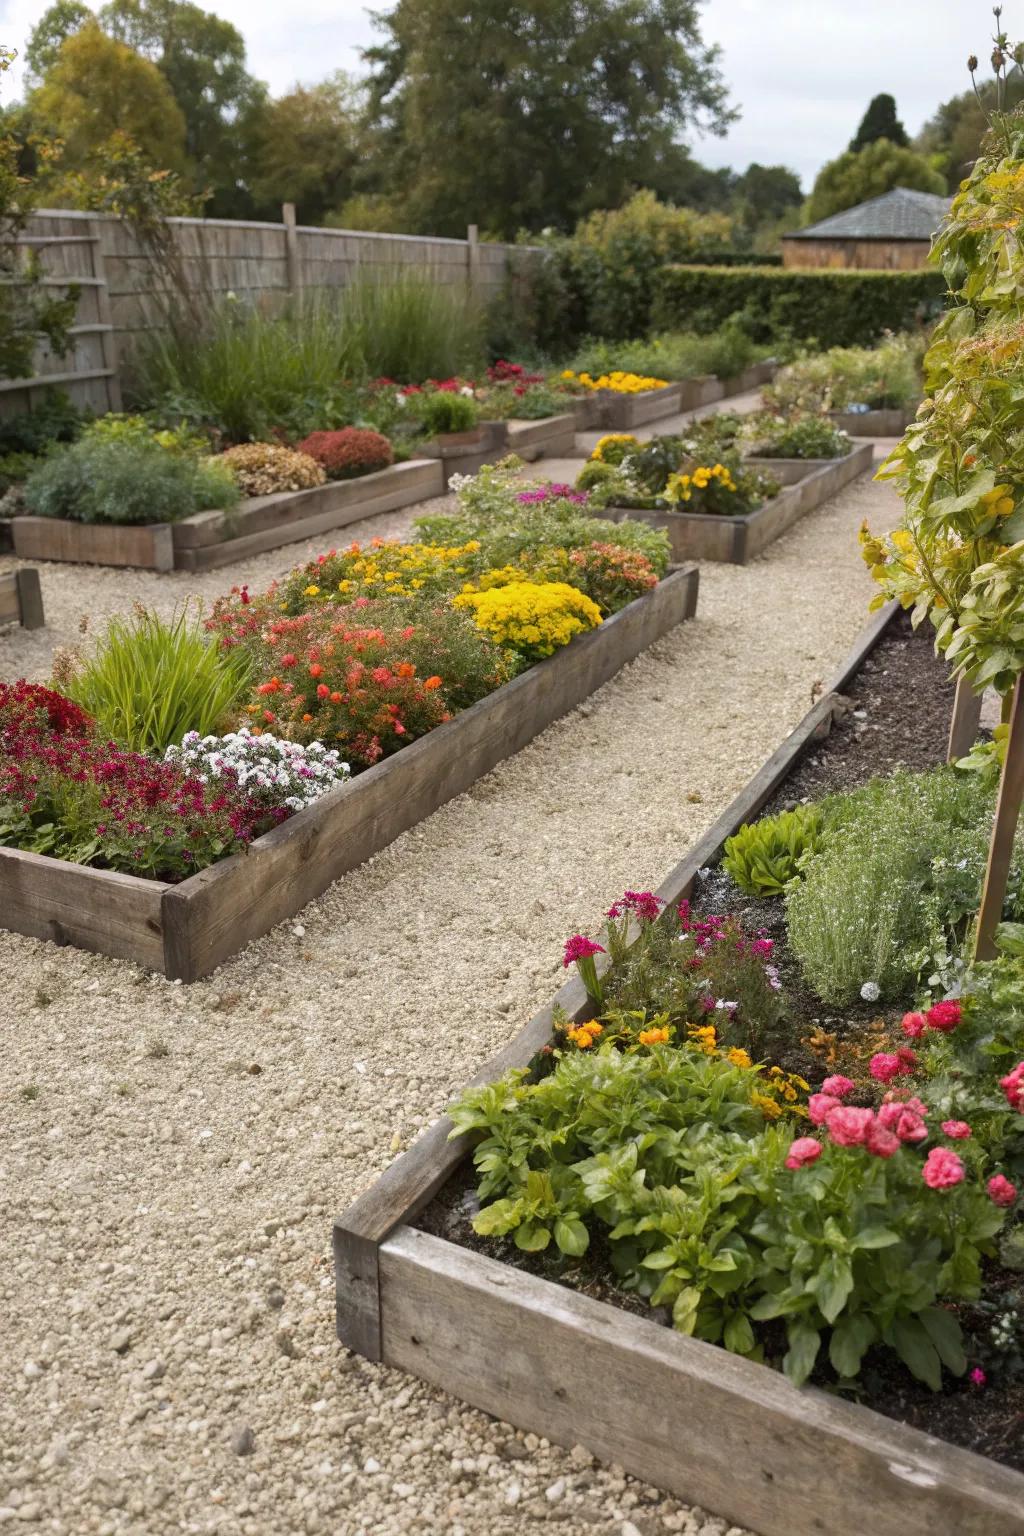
0 448 899 1536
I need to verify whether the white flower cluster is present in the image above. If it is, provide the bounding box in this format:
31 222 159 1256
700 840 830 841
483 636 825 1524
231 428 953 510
165 729 350 812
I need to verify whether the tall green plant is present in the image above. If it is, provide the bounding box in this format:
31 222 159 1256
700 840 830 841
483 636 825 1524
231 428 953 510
335 271 485 382
62 605 252 753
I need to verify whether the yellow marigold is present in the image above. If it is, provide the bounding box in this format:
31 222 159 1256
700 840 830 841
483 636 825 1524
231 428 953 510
638 1026 670 1046
686 1024 717 1053
725 1047 752 1069
591 433 639 463
750 1091 784 1121
567 1021 603 1048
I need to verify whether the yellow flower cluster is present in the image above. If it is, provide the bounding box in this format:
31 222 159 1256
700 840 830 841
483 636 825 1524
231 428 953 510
665 464 737 504
561 369 669 394
567 1020 604 1049
638 1026 670 1046
591 433 640 462
295 540 482 604
453 580 602 659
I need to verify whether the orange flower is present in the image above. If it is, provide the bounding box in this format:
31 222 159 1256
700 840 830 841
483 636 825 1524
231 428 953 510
424 675 443 690
309 663 324 678
301 712 313 722
638 1027 670 1046
316 683 330 698
397 661 416 679
330 690 342 703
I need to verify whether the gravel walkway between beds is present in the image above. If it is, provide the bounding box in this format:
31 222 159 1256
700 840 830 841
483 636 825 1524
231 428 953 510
0 459 898 1536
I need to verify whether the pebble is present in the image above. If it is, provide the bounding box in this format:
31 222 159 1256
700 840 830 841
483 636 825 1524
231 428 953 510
231 1425 255 1457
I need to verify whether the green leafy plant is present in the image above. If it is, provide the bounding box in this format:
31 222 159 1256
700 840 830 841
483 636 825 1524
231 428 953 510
0 389 82 455
766 335 926 415
23 430 237 525
724 805 824 896
743 412 852 460
417 391 479 435
569 321 765 384
60 606 253 753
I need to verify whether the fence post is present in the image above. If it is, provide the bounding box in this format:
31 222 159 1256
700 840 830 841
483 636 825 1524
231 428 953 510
974 675 1024 961
88 216 122 413
283 203 302 300
467 223 480 295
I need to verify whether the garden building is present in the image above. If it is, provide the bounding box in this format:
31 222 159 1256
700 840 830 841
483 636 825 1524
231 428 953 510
781 186 952 269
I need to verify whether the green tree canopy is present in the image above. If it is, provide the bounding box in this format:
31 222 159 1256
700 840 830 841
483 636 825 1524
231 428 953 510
732 162 802 241
849 93 908 152
248 73 363 224
24 0 91 82
361 0 736 237
916 82 1024 190
804 138 946 224
33 22 189 175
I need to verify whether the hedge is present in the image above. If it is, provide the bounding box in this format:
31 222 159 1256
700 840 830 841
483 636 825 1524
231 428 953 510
678 251 783 268
653 264 949 348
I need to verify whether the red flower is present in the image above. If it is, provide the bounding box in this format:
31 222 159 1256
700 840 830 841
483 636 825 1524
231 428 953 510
925 1000 962 1032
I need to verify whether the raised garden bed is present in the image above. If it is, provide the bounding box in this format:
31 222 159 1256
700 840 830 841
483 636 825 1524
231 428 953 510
0 568 44 630
505 413 578 463
828 407 916 437
0 563 699 979
594 440 874 564
418 422 508 481
9 459 445 574
599 363 776 432
332 604 1024 1536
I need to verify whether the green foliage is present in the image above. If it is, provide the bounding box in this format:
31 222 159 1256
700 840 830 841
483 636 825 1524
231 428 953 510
653 266 947 349
723 805 824 897
743 412 852 460
804 138 946 224
0 133 78 381
24 1 91 81
0 390 82 454
0 450 39 493
247 72 362 225
584 435 778 518
23 423 237 525
849 94 909 153
361 1 735 239
62 605 253 753
767 334 925 414
417 391 479 435
569 320 764 383
787 769 1011 1006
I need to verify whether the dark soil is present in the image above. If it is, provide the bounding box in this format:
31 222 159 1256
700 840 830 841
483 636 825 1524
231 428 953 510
419 612 1024 1473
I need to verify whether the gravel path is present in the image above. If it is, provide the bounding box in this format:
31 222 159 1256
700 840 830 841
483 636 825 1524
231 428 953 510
0 451 899 1536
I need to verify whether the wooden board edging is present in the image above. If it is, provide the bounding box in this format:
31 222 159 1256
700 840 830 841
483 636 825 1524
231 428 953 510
12 517 174 572
0 568 44 629
332 602 899 1360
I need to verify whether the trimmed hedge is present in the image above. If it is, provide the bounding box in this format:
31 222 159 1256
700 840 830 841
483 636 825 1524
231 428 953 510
653 264 948 348
679 251 783 268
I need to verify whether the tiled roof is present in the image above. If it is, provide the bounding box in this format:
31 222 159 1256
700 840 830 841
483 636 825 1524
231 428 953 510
788 186 952 241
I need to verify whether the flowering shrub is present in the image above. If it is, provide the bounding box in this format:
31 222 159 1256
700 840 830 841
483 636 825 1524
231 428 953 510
218 443 326 497
580 437 777 517
559 368 668 394
589 434 639 465
276 539 486 612
453 580 602 663
295 428 393 481
24 430 238 526
742 411 852 460
164 728 350 811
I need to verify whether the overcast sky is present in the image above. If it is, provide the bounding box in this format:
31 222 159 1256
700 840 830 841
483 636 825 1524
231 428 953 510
0 0 1001 187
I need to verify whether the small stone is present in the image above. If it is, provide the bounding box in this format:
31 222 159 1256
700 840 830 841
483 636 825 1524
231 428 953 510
111 1329 133 1355
504 1481 521 1506
231 1425 255 1457
545 1479 565 1503
620 1523 643 1536
276 1330 298 1359
501 1440 529 1461
247 1064 262 1076
686 791 703 803
363 1457 382 1474
292 925 306 938
22 1362 42 1379
141 1359 166 1382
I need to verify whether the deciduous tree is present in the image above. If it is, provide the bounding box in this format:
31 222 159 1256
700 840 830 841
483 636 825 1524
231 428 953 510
804 138 946 224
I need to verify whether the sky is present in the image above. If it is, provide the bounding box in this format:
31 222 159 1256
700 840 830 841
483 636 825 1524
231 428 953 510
0 0 1004 187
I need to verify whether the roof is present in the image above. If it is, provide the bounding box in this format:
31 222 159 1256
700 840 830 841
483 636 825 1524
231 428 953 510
787 186 952 242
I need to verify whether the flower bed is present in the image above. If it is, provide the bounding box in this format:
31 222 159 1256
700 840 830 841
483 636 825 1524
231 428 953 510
0 568 43 630
828 407 917 438
332 605 1024 1536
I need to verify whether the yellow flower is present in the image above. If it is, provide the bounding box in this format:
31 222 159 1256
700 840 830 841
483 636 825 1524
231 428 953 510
750 1091 784 1121
686 1024 717 1053
567 1020 603 1049
725 1047 752 1069
638 1026 670 1046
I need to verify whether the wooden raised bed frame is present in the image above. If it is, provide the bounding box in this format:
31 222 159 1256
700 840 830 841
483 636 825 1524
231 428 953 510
598 362 776 432
828 406 916 437
10 459 445 574
0 568 44 630
0 564 699 979
596 441 874 564
333 602 1023 1536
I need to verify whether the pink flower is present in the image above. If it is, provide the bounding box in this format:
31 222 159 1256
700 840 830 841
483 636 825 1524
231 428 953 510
988 1174 1018 1207
877 1100 928 1143
922 1147 965 1190
970 1367 987 1387
895 1047 918 1074
785 1136 823 1170
562 935 606 968
1001 1062 1024 1112
901 1011 926 1038
606 890 664 924
864 1119 901 1159
808 1093 841 1126
821 1075 855 1099
826 1106 874 1147
941 1120 972 1140
869 1053 901 1084
925 1000 962 1032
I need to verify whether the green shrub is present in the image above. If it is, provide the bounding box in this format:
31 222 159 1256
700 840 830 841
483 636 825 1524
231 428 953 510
23 433 237 525
0 449 39 493
787 769 1014 1006
723 805 824 896
417 391 479 435
570 321 763 383
336 272 486 383
62 606 253 754
653 265 947 348
0 390 82 456
744 413 852 460
767 335 926 414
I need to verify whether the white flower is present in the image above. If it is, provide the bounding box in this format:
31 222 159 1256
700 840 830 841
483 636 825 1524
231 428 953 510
860 981 881 1002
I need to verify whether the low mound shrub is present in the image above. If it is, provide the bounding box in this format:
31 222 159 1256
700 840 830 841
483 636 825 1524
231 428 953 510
23 433 238 526
416 392 479 435
296 428 394 480
218 443 326 497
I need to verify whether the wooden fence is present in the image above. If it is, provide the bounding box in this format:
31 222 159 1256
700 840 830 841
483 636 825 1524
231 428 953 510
4 208 538 418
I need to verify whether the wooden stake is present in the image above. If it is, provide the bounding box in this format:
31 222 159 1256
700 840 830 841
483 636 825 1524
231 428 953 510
467 223 480 294
947 673 984 762
975 675 1024 961
282 203 301 300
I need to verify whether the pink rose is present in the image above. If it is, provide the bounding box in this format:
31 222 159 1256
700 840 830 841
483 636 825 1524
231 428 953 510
808 1093 840 1126
785 1136 823 1170
987 1174 1018 1207
826 1106 874 1147
877 1101 928 1143
821 1075 855 1099
922 1147 965 1190
869 1053 901 1084
1001 1062 1024 1112
941 1120 972 1140
925 1000 962 1032
901 1011 926 1038
864 1119 901 1159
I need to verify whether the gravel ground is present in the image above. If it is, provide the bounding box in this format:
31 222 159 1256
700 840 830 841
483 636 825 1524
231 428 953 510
0 450 898 1536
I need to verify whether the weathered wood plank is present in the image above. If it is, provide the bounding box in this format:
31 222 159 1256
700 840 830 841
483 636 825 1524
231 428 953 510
161 566 700 981
0 572 21 625
975 674 1024 961
828 407 916 437
12 517 174 572
0 847 167 968
504 414 577 460
948 673 984 763
380 1228 1023 1536
14 568 44 629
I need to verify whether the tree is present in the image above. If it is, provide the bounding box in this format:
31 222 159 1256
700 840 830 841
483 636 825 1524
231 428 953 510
732 162 802 241
361 0 736 237
849 93 908 152
916 83 1024 190
24 0 91 82
99 0 267 215
248 74 363 224
804 138 946 224
32 23 189 175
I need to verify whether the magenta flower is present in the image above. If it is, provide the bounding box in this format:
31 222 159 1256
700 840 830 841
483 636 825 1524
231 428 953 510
606 890 664 923
970 1367 987 1387
1001 1062 1024 1112
988 1174 1017 1207
562 935 606 968
922 1147 965 1190
901 1011 926 1038
826 1106 874 1148
864 1119 900 1159
869 1053 901 1084
821 1075 855 1099
941 1120 972 1140
808 1093 841 1126
925 1000 962 1032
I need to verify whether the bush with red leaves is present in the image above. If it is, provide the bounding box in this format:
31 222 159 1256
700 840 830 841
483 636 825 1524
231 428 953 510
296 428 394 482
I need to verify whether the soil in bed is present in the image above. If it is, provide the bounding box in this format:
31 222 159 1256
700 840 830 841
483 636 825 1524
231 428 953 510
419 611 1024 1472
